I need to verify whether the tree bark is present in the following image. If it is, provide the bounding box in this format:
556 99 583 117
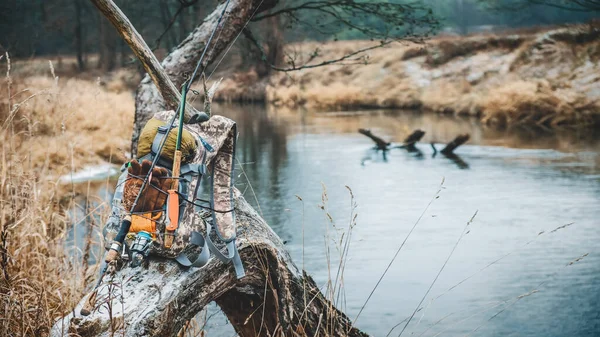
159 0 177 50
131 0 279 156
256 15 284 77
51 191 369 337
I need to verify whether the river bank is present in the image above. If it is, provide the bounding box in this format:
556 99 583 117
217 24 600 128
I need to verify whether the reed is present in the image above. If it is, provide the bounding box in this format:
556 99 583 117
0 54 133 337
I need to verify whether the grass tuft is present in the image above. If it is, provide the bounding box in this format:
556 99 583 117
0 55 134 336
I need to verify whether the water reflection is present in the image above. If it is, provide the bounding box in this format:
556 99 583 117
439 152 470 169
213 103 599 175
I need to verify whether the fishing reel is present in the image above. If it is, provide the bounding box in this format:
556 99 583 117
129 231 152 268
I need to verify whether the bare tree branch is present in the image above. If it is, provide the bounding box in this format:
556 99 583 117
89 0 208 123
153 0 199 51
252 0 439 40
244 27 419 72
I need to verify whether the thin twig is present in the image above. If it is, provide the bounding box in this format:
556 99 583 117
352 178 446 327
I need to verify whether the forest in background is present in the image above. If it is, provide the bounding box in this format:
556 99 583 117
1 0 597 72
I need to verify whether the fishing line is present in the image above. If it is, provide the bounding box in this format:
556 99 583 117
187 0 233 93
204 9 232 69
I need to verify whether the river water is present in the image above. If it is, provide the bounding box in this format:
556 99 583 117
71 104 600 337
212 104 600 337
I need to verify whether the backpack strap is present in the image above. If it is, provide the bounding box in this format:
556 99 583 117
205 222 245 279
174 222 244 278
173 222 244 278
174 231 210 268
209 123 237 241
150 124 176 160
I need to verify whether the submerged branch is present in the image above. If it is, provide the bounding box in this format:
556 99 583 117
441 134 470 155
358 128 391 150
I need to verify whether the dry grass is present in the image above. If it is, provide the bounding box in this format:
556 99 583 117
479 80 595 127
1 63 135 174
220 24 600 128
0 55 134 336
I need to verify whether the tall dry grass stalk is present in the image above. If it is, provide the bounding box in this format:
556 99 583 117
0 54 134 336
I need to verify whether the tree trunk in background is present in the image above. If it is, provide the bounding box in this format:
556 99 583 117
39 0 47 26
97 13 106 69
179 6 188 44
98 13 117 71
260 15 283 77
74 0 85 71
131 0 279 156
159 0 177 50
456 0 468 35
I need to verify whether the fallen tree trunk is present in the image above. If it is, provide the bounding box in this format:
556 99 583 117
51 190 369 337
73 3 367 336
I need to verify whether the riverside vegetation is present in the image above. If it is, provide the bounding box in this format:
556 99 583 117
0 56 133 336
217 23 600 128
0 23 598 336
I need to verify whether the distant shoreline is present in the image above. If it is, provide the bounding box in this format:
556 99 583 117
215 24 600 129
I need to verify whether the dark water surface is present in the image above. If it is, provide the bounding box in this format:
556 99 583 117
70 104 600 336
211 104 600 337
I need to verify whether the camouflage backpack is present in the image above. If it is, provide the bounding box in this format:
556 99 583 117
103 110 244 279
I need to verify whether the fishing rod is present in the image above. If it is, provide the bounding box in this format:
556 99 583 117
92 0 233 291
109 0 233 258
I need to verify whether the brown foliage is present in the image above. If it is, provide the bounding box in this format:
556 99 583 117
0 57 134 336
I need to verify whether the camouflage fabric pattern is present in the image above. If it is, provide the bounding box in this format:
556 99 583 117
153 110 237 241
148 110 237 257
146 210 210 259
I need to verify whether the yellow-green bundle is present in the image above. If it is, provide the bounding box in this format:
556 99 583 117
137 118 198 164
